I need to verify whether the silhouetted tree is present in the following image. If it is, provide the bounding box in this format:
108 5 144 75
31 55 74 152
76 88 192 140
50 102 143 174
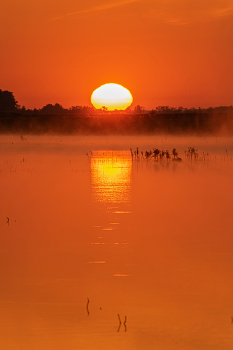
134 105 144 113
0 89 18 112
40 103 65 115
82 106 95 114
69 106 82 115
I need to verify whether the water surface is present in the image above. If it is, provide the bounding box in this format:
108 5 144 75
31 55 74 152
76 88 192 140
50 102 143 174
1 135 233 349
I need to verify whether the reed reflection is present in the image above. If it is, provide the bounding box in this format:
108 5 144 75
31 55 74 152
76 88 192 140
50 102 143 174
91 151 132 204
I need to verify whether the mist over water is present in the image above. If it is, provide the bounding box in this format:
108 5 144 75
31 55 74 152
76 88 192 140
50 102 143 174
1 134 233 350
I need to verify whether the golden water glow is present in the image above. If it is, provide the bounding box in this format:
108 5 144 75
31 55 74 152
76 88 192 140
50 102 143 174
91 83 133 110
91 151 132 203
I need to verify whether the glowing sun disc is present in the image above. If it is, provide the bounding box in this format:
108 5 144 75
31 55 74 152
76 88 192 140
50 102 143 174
91 83 133 111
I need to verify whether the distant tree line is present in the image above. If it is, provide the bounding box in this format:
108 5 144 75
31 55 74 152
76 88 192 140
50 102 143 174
1 89 233 116
0 89 233 134
0 90 95 115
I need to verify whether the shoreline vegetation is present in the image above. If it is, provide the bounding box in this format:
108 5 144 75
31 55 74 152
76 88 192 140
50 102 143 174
0 89 233 134
1 109 233 135
88 147 209 163
126 146 212 162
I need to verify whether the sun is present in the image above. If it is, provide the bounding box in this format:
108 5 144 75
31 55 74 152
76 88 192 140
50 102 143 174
91 83 133 111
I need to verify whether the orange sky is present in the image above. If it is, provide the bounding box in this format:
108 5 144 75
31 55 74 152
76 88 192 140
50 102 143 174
1 0 233 109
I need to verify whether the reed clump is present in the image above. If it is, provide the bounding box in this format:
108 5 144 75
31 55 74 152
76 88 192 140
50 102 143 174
184 147 198 160
130 146 212 162
130 147 182 161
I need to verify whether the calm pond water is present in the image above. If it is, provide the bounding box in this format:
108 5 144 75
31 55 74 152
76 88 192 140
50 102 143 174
1 134 233 350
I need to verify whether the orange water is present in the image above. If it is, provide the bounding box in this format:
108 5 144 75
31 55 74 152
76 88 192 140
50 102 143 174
1 135 233 350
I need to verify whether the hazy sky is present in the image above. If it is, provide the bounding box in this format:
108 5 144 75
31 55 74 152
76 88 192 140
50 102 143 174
1 0 233 109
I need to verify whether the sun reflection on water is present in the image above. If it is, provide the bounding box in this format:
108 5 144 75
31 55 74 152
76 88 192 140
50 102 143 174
91 151 132 204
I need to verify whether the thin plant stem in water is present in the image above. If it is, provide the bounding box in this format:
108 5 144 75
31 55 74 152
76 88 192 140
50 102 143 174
86 298 90 316
124 316 127 332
